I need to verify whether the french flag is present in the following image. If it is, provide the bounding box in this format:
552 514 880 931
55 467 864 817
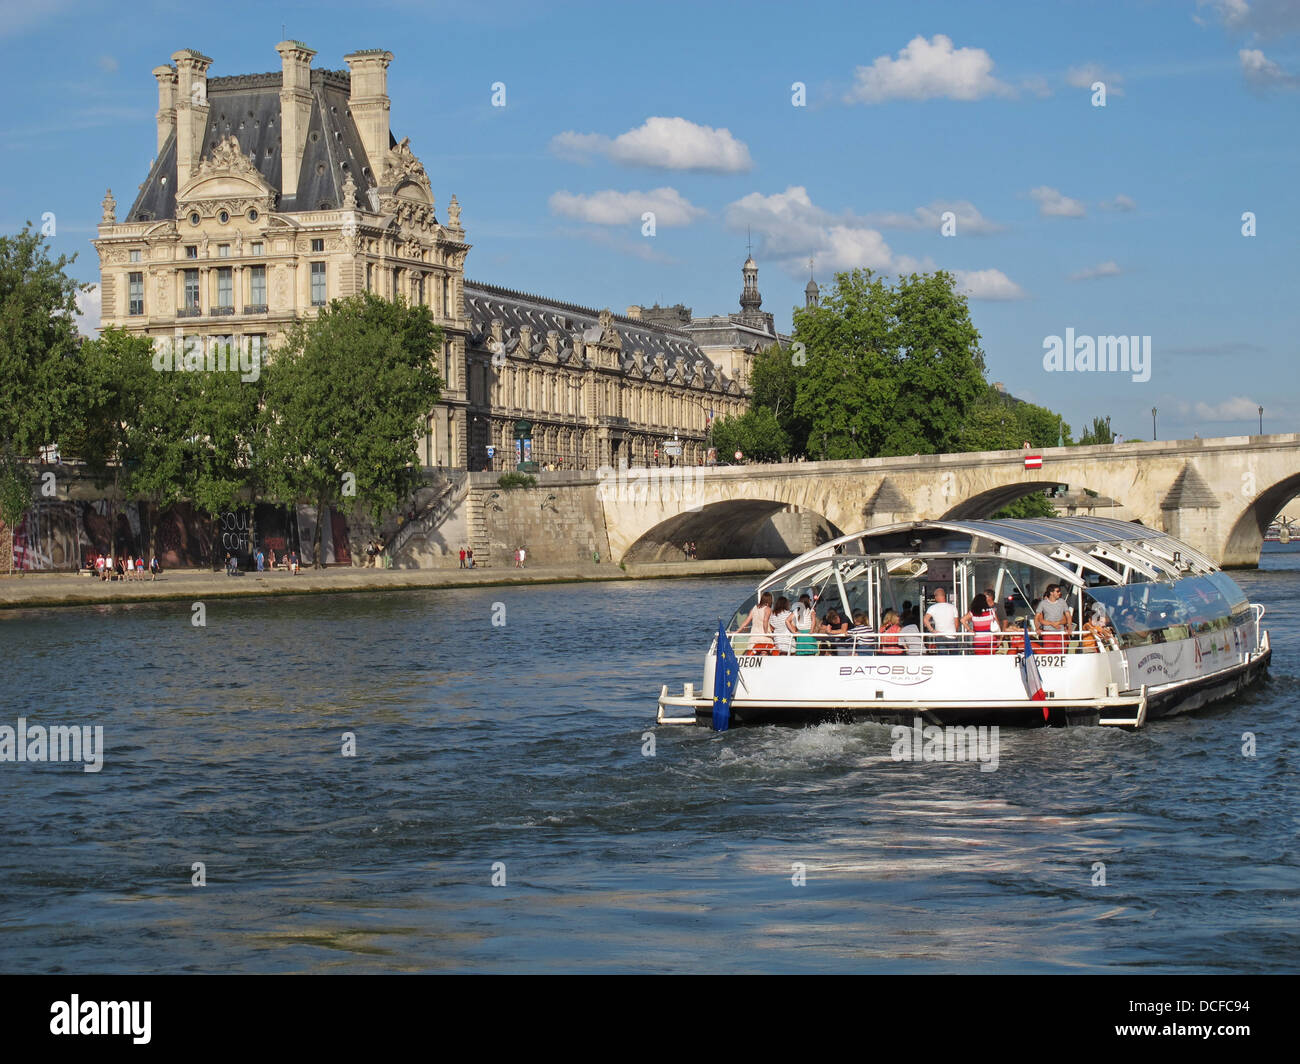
1024 454 1043 469
1019 629 1047 714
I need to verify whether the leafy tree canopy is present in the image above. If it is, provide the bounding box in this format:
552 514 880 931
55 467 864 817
259 292 442 562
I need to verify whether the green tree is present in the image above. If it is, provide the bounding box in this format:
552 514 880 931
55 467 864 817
880 271 985 455
788 269 985 459
748 342 808 454
260 292 442 566
709 407 790 463
1077 415 1114 445
0 225 85 463
0 225 86 567
791 269 895 459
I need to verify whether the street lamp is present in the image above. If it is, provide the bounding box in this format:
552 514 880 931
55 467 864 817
1259 405 1263 435
1151 407 1157 441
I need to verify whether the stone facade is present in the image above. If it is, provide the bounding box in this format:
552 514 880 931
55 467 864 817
95 43 744 472
633 255 790 391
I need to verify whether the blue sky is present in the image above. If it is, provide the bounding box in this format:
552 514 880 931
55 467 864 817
2 0 1297 442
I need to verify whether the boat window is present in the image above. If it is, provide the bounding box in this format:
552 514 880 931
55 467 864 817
1084 574 1242 648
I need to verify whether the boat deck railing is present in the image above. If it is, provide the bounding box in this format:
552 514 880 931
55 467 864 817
721 630 1120 657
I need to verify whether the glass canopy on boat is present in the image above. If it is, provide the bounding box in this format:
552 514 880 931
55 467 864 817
760 517 1219 597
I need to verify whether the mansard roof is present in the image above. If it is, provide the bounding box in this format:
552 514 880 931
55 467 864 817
463 280 729 390
127 68 382 222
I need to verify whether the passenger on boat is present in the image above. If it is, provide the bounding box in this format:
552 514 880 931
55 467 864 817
998 617 1025 653
984 587 1006 627
1084 606 1115 650
821 608 849 655
962 593 1001 655
1035 584 1073 653
847 611 873 653
793 594 818 655
771 596 798 655
924 588 960 654
899 607 924 655
879 609 905 654
735 591 775 654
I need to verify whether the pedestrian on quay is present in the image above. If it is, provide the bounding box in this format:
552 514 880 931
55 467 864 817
150 555 160 581
513 547 521 569
459 547 466 569
467 549 475 569
519 546 526 569
256 548 265 573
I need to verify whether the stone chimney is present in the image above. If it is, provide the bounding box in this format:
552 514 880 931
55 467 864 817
171 49 213 177
276 41 316 201
343 49 394 172
153 64 178 156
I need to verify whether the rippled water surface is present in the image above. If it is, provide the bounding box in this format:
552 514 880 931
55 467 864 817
2 549 1298 973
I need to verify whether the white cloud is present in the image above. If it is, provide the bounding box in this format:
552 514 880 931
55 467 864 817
549 117 753 173
74 284 101 337
951 268 1027 301
725 185 1018 298
1239 48 1300 89
1198 0 1300 37
1069 260 1124 281
1192 396 1263 421
1065 63 1125 96
1029 185 1086 218
846 34 1014 103
97 55 118 74
1100 193 1137 211
548 187 706 227
557 225 677 264
868 199 1006 235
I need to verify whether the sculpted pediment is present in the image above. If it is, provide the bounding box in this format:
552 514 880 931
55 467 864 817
176 135 275 206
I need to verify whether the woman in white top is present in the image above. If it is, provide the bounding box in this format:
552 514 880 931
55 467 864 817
735 591 775 654
792 593 817 655
770 596 798 655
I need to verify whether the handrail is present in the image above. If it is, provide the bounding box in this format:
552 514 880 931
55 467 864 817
721 629 1115 656
388 474 468 558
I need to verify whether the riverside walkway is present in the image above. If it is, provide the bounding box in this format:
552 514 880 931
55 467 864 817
0 558 779 611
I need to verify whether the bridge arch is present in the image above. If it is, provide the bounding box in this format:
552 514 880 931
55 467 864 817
622 500 842 563
941 481 1132 522
1221 470 1300 568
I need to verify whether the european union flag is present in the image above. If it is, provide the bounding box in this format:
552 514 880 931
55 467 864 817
712 621 740 732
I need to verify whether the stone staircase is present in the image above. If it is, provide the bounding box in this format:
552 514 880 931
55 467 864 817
385 472 468 566
466 491 492 566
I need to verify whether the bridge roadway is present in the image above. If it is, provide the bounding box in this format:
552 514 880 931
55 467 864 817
487 433 1300 569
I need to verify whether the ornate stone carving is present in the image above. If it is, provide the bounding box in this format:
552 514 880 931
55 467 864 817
342 213 360 254
195 134 260 179
380 137 431 192
341 172 358 210
448 194 461 228
101 189 117 224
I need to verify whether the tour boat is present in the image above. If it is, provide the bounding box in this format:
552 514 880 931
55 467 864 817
657 517 1271 729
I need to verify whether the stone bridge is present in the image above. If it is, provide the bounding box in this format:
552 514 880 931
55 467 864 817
575 434 1300 568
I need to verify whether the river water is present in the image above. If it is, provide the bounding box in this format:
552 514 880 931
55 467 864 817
1 547 1297 973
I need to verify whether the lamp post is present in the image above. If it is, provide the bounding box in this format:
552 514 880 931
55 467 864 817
1151 407 1157 441
1259 405 1264 435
